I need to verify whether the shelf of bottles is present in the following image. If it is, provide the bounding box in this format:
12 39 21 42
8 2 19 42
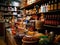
0 6 20 12
22 0 60 14
44 0 60 27
20 0 60 33
44 13 60 26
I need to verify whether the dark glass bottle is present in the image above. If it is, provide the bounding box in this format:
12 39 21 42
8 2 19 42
58 0 60 10
35 5 39 14
54 0 58 10
50 0 54 11
48 1 51 11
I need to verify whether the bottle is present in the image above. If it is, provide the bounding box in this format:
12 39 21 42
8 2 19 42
50 0 54 11
46 3 48 12
54 0 57 10
58 0 60 10
42 4 45 12
35 5 39 14
47 1 50 11
48 15 49 20
41 5 43 12
45 15 47 25
39 7 41 13
44 3 47 12
50 20 51 25
14 7 17 11
45 30 48 36
49 31 54 42
34 6 36 14
41 4 45 12
57 15 60 25
53 15 55 25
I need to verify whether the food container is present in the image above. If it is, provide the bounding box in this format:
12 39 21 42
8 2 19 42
22 35 39 45
39 36 49 45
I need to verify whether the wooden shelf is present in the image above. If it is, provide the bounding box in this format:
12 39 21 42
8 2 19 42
44 25 60 28
45 10 60 14
26 10 60 16
0 4 20 8
20 0 40 10
0 10 20 12
1 9 59 14
26 13 36 16
3 15 17 16
20 0 50 10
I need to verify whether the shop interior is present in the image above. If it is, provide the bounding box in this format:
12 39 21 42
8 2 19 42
0 0 60 45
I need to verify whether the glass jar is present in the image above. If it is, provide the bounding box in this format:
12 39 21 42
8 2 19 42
39 36 49 45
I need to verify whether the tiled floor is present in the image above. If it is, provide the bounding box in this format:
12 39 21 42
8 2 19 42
0 37 6 45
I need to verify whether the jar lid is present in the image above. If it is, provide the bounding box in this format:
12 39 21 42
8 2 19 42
39 36 48 38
